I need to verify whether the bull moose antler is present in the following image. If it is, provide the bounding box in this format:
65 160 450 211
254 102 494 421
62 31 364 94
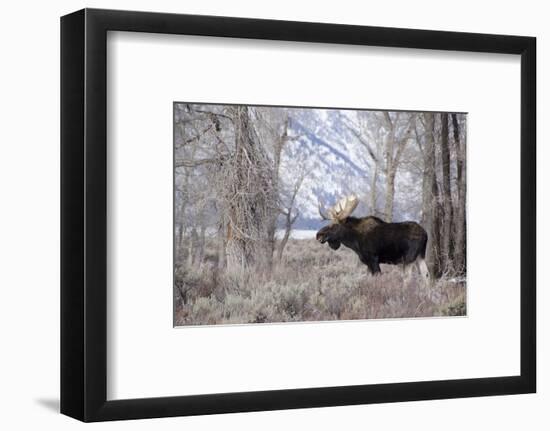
318 194 359 223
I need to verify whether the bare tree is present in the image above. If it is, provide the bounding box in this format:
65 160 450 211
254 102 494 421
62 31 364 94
440 113 453 272
254 110 289 269
418 113 442 277
174 103 233 268
382 112 414 222
347 111 414 220
277 187 300 262
224 106 277 270
347 112 383 216
277 169 308 261
451 113 466 274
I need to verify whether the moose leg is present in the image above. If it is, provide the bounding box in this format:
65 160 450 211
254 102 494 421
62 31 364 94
358 253 381 275
367 257 381 275
416 257 430 284
404 263 414 282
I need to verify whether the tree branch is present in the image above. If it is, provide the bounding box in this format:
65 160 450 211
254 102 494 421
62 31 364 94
348 126 378 162
175 156 227 168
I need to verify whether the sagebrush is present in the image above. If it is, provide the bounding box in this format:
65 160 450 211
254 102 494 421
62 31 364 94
174 238 466 326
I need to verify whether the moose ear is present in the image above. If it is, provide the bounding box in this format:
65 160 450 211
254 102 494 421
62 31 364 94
328 240 341 250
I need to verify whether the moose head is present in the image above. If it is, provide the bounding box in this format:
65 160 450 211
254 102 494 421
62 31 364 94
315 195 359 250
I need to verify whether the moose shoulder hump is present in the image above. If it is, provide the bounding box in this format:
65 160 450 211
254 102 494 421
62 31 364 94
346 216 385 235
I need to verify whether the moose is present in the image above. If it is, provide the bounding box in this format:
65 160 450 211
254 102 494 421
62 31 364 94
316 195 430 281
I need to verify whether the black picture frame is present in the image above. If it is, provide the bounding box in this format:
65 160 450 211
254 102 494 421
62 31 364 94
61 8 536 422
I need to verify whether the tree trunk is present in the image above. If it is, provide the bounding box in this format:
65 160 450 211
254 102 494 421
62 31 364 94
217 221 227 270
198 224 206 265
431 164 442 278
265 116 288 271
421 114 434 227
176 223 184 260
421 113 441 277
440 113 453 273
225 106 275 271
384 169 396 222
175 193 186 265
382 112 409 223
452 113 466 274
370 162 378 215
277 220 292 262
383 117 396 222
187 227 198 266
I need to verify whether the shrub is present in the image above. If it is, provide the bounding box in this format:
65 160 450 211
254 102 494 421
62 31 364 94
174 238 467 325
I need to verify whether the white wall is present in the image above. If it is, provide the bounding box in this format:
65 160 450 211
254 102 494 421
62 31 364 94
0 0 547 429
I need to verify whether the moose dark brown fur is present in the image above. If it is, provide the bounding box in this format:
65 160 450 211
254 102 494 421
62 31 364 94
316 196 429 280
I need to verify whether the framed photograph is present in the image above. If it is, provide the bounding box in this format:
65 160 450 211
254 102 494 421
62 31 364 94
61 8 536 422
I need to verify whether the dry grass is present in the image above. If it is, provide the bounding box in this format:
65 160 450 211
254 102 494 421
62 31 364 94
174 239 466 326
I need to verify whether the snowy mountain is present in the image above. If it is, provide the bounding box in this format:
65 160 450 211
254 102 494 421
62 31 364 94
277 108 372 230
277 107 422 231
